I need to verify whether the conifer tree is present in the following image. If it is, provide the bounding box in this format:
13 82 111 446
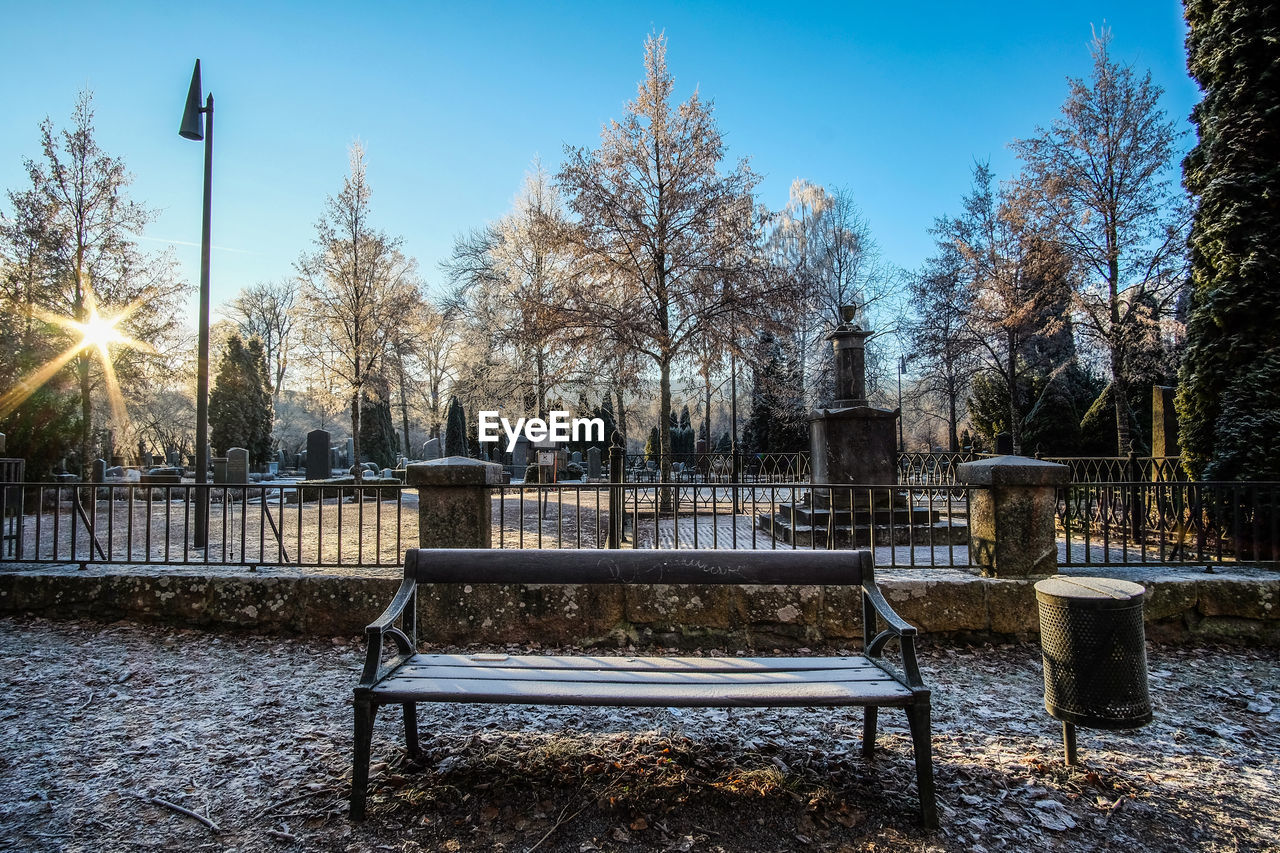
209 334 273 465
1177 0 1280 480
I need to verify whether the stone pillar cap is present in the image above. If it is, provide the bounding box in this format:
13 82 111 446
406 456 504 486
956 454 1070 486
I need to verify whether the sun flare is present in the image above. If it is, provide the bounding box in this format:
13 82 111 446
0 281 156 426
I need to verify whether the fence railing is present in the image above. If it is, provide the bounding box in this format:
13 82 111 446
0 482 409 568
3 473 1274 572
492 481 975 569
1057 480 1280 567
621 452 810 483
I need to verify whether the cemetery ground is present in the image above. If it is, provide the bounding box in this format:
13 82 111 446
1 616 1277 852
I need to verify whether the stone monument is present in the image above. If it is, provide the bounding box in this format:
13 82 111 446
226 447 249 483
759 305 966 547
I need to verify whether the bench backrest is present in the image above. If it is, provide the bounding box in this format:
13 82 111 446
405 548 872 586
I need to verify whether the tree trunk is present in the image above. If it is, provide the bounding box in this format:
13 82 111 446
397 362 411 457
948 376 959 453
78 354 92 479
614 387 627 447
658 356 673 512
351 390 363 483
1007 332 1021 455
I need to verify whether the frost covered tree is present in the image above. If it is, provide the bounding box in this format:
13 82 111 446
297 143 420 482
1014 29 1188 454
558 33 777 485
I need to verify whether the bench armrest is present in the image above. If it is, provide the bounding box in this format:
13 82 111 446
862 580 924 689
360 578 418 687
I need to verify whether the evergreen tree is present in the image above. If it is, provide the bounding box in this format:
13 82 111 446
1177 0 1280 480
444 396 468 457
644 426 660 462
359 375 398 470
209 334 273 465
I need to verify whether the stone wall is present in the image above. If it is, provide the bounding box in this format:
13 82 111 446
1 570 1275 646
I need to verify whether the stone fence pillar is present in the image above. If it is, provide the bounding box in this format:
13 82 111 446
957 455 1070 578
407 456 504 548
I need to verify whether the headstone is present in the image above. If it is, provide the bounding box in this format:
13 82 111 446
105 466 123 479
306 429 332 480
167 450 181 468
571 450 583 465
212 457 229 484
226 447 249 483
142 451 154 469
330 448 341 472
995 432 1014 455
1152 386 1179 459
396 455 407 469
587 446 602 479
278 449 288 471
345 437 355 468
381 467 393 480
512 435 530 469
92 458 106 483
695 438 707 454
422 438 442 460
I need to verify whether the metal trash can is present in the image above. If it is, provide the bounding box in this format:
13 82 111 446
1035 577 1152 764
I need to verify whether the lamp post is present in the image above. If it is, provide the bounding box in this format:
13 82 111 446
179 59 213 548
897 354 907 453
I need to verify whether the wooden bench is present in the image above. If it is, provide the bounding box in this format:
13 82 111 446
352 548 937 827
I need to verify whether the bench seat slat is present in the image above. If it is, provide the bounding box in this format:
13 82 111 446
400 653 880 673
387 665 897 686
370 675 913 707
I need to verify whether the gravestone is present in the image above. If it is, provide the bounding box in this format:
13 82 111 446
571 450 583 465
995 432 1014 455
142 451 154 469
1152 386 1179 459
422 438 442 460
330 448 341 472
226 447 249 483
512 435 530 469
278 449 288 471
696 438 707 454
306 429 332 480
345 437 355 468
105 466 123 479
167 450 181 468
212 457 229 484
92 459 106 483
587 446 601 479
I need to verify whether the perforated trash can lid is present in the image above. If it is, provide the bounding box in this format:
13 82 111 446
1035 577 1144 608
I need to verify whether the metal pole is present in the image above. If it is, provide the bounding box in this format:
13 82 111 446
730 347 740 514
897 355 905 453
193 93 213 548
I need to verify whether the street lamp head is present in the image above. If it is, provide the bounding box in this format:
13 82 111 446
179 59 204 141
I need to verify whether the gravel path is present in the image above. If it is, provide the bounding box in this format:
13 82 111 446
1 617 1277 852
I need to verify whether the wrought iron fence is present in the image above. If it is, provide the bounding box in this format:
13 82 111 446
1057 480 1280 567
1041 455 1183 483
492 481 975 569
0 482 409 568
621 452 810 483
897 452 974 486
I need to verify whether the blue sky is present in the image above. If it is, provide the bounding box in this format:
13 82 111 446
0 1 1199 320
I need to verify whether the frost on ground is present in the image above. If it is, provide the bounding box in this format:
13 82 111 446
0 617 1277 852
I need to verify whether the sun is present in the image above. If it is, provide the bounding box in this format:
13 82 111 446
75 308 128 353
0 279 155 425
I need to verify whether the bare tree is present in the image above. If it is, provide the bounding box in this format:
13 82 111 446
1013 28 1189 453
557 33 777 482
223 278 298 403
946 164 1075 454
297 143 420 481
906 232 978 451
443 163 579 419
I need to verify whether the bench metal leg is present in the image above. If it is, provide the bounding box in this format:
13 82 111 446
351 699 378 820
862 706 878 757
905 702 938 830
403 702 420 758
